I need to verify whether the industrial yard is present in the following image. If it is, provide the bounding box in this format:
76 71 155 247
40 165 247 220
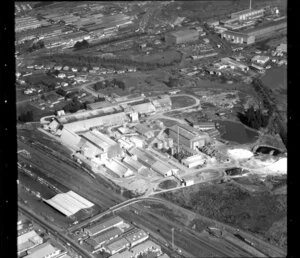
14 1 287 258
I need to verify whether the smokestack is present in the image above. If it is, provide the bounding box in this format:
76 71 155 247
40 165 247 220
250 0 252 10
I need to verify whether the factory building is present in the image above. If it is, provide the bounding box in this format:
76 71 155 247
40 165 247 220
135 124 154 139
44 191 94 217
221 19 286 45
122 156 144 173
84 216 124 237
151 160 176 177
131 102 156 115
80 130 122 159
221 30 255 45
105 238 130 255
18 230 43 255
182 154 206 168
230 9 265 20
168 125 208 150
85 227 123 251
60 128 82 149
124 229 149 247
105 159 134 178
62 112 129 133
24 242 63 258
186 120 216 130
165 28 199 45
129 148 157 168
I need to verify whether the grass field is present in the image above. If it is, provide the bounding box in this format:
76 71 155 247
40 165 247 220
170 95 196 109
158 179 178 189
159 181 287 249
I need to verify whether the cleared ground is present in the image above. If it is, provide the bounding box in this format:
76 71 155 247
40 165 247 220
170 95 196 109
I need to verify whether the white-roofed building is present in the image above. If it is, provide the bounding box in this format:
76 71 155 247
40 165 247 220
44 191 94 217
251 55 270 65
182 154 206 168
131 102 156 115
135 124 154 139
18 230 43 254
60 128 82 149
24 242 62 258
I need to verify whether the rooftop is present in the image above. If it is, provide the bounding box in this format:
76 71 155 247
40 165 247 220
106 237 129 253
85 216 124 236
87 227 123 248
24 242 59 258
44 191 94 217
170 28 199 38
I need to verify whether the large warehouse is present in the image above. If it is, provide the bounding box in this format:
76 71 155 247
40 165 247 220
80 130 122 159
168 124 208 150
221 18 287 45
230 8 264 20
165 28 199 45
221 30 255 45
44 191 94 217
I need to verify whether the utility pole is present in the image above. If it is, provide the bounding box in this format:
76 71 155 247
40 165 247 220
171 227 175 250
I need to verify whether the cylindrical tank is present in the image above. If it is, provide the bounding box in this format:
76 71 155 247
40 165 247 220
163 140 169 149
168 138 174 148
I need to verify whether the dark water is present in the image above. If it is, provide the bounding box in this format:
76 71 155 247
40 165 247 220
261 68 287 90
255 146 281 155
216 120 259 144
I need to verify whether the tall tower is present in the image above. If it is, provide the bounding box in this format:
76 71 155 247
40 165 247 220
250 0 252 10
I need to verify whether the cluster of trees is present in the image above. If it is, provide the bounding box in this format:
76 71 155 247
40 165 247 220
16 40 45 55
93 79 125 91
62 97 85 113
24 74 56 92
164 77 179 88
73 40 89 50
237 106 270 130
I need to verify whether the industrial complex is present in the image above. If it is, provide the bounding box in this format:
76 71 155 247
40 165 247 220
15 1 287 258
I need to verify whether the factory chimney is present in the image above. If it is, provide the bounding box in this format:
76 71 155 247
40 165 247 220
250 0 252 10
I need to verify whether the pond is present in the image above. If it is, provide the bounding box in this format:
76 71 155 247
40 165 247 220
215 120 259 144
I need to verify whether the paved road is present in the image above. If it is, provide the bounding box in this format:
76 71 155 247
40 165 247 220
19 203 93 258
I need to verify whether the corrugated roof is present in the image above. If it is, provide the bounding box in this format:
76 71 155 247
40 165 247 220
86 216 124 236
24 243 58 258
122 156 143 171
106 237 129 253
124 229 148 245
44 191 94 217
151 160 173 175
170 28 199 38
105 159 129 177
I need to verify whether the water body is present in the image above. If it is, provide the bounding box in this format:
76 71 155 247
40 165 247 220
261 68 287 90
216 120 259 144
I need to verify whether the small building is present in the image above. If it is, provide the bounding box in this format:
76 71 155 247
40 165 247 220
165 28 199 45
251 55 270 65
63 66 69 71
84 216 124 237
182 154 206 168
276 43 287 53
221 57 249 71
206 19 219 27
135 124 154 139
57 73 66 79
105 237 130 255
129 136 144 148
